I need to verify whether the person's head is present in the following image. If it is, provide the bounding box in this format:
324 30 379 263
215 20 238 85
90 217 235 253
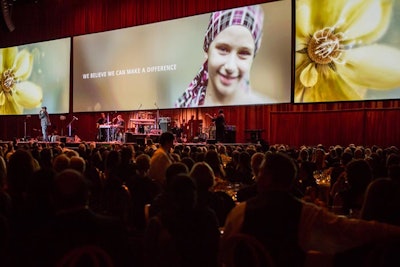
257 152 297 192
69 156 86 174
175 5 264 108
165 162 189 186
166 173 197 212
251 152 265 179
180 157 195 172
41 106 47 111
190 162 215 192
135 153 151 174
52 153 70 173
159 131 175 150
204 5 264 99
52 169 90 211
204 149 225 178
7 149 37 194
346 159 372 194
101 112 105 118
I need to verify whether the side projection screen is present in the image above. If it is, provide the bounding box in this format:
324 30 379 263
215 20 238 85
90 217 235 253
73 0 292 112
0 37 71 115
295 0 400 103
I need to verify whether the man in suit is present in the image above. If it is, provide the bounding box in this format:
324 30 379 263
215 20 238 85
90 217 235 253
39 106 51 141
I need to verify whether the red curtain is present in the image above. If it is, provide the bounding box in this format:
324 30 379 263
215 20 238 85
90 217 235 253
0 0 400 148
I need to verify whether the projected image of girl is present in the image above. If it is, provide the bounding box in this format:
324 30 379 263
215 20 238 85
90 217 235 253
175 5 273 108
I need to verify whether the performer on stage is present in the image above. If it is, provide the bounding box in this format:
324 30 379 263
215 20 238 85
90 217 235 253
115 114 125 142
138 116 145 134
96 112 107 141
39 106 51 142
212 109 226 143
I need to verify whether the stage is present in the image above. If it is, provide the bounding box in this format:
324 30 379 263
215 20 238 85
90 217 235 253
1 132 257 150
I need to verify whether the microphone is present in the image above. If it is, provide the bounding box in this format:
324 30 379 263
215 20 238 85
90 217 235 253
154 102 159 109
138 104 142 110
73 116 78 120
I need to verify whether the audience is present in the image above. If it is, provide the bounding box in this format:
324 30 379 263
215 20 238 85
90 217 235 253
1 139 400 267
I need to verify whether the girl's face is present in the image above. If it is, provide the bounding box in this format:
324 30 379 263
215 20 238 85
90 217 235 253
206 25 255 99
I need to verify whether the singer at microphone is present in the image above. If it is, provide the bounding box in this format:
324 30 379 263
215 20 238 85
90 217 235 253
39 106 51 142
73 116 78 120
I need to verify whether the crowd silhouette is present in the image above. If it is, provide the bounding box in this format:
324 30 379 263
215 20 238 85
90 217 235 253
1 136 400 266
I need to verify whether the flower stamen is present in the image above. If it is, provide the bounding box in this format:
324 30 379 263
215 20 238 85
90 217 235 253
308 27 345 65
1 69 16 93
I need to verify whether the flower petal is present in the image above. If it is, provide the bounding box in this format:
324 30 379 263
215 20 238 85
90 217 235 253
0 95 23 114
307 0 349 31
337 44 400 89
0 51 3 74
339 0 392 44
1 47 18 70
13 49 33 81
0 92 5 105
300 63 318 87
13 81 42 109
296 63 363 102
296 0 313 40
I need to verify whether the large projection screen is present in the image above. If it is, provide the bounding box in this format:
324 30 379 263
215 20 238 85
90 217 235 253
295 0 400 103
73 0 291 112
0 37 71 115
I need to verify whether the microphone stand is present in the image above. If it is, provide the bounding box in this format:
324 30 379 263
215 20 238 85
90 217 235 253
24 115 30 141
67 116 78 137
154 103 160 129
106 113 110 142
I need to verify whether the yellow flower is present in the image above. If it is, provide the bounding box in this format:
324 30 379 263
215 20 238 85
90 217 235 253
295 0 400 102
0 47 42 114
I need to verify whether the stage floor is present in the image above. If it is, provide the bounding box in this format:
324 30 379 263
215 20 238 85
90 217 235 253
2 137 253 150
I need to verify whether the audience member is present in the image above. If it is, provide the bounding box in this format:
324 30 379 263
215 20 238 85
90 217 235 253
236 152 265 202
360 177 400 226
190 161 235 227
144 174 220 267
221 152 400 267
148 132 175 186
230 151 253 185
23 169 132 267
52 153 70 173
333 159 373 217
69 155 86 173
149 162 189 219
125 153 160 232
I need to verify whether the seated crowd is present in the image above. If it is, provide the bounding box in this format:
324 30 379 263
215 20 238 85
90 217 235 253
1 134 400 266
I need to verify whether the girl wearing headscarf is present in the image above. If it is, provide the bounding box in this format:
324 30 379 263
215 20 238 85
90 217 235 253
175 5 266 108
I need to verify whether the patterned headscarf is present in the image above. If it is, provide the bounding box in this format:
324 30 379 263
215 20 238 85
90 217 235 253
175 5 264 108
